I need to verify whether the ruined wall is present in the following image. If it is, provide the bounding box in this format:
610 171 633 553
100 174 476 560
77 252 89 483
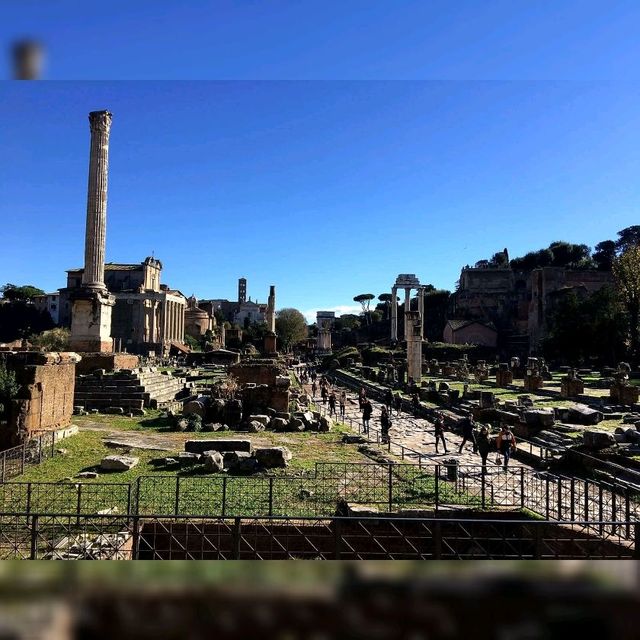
75 353 139 375
1 351 80 447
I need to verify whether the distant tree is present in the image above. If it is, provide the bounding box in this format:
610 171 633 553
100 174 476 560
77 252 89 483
275 308 308 352
510 248 554 271
0 302 54 342
30 328 70 352
548 241 593 268
613 245 640 358
424 289 452 342
616 225 640 252
378 293 392 319
1 284 45 301
593 240 617 271
353 293 375 325
334 314 361 331
0 364 19 419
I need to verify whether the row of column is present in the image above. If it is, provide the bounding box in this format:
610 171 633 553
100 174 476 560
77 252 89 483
390 286 425 341
164 300 184 342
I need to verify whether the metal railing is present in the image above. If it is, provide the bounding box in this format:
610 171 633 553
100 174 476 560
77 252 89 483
0 431 58 482
0 512 635 560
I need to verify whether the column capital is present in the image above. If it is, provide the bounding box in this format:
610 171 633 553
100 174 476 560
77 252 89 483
89 110 113 134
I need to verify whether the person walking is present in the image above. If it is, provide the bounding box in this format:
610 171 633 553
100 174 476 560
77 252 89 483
380 406 392 444
358 387 366 411
433 412 448 454
339 391 347 420
496 424 516 472
476 424 492 474
362 398 373 434
458 415 478 454
412 392 420 413
311 380 317 399
384 388 394 412
394 392 402 417
328 391 337 418
321 385 328 406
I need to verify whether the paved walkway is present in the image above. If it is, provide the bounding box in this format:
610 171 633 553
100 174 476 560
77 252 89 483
305 379 634 536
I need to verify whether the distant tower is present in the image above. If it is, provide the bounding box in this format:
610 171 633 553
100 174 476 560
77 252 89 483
238 277 247 304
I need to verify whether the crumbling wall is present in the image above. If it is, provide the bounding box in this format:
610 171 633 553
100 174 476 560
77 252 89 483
75 353 139 375
1 351 80 447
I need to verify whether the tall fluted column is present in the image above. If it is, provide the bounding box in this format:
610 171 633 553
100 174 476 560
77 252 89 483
404 287 411 340
82 111 112 289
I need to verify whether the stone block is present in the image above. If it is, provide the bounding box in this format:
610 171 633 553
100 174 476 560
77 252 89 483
254 446 292 468
582 430 616 450
523 409 555 428
222 450 251 469
249 415 270 426
100 455 139 471
185 439 253 454
202 451 224 473
270 417 289 431
177 451 201 466
247 420 266 433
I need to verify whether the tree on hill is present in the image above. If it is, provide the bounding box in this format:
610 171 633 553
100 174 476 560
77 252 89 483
613 245 640 358
593 240 617 271
275 308 308 352
353 293 375 325
1 283 45 301
378 293 392 319
616 225 640 252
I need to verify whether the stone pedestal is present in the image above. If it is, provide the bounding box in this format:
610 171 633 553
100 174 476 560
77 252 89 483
317 329 332 353
264 332 277 356
561 377 584 398
496 369 513 387
610 383 640 405
69 289 115 353
405 310 422 384
523 374 543 392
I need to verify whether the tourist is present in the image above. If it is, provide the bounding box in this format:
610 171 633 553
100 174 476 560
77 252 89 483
476 424 492 474
339 391 347 419
328 391 337 417
358 387 366 411
380 406 391 444
394 392 402 417
321 385 328 406
362 398 373 434
384 388 394 412
433 412 447 454
412 392 420 413
496 424 516 472
312 381 317 398
458 415 477 454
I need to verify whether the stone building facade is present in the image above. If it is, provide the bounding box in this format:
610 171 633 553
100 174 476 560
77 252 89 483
448 264 613 355
59 257 186 356
33 292 60 324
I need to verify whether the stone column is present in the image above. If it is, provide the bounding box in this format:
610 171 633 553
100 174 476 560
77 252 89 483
69 110 115 354
405 310 423 384
404 287 411 340
391 287 398 342
82 111 112 289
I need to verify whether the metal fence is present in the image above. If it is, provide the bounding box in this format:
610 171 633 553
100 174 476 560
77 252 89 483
0 430 58 482
0 513 635 560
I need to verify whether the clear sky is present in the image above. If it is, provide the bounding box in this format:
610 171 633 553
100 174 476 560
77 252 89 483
1 2 639 321
1 1 639 81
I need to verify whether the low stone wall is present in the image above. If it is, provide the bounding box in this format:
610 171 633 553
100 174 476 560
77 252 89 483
75 353 139 375
1 351 80 448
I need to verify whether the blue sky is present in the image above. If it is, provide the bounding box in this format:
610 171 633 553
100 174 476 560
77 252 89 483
2 80 638 321
1 2 639 321
1 1 639 81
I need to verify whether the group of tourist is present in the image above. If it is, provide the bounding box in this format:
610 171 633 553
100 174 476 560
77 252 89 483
435 412 517 473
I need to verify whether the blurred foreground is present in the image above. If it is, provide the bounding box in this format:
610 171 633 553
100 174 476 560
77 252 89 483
0 561 638 639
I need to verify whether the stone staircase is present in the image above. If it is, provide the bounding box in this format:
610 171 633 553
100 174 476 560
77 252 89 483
74 367 189 413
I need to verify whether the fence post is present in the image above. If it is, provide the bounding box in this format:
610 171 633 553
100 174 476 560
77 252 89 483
626 489 631 540
135 477 142 516
174 476 181 515
26 482 32 520
570 478 575 522
21 442 26 475
545 476 550 519
520 468 525 509
584 481 589 520
611 489 617 536
598 485 604 536
76 483 83 526
30 514 39 559
388 465 393 511
557 478 562 521
222 477 227 517
268 478 274 516
435 466 439 513
126 483 132 518
232 517 241 559
131 515 140 560
433 521 442 559
481 470 486 509
334 518 342 560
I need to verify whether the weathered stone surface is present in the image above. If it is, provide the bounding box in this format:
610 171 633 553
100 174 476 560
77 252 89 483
203 451 224 472
557 404 603 426
222 450 251 469
185 439 252 454
342 435 367 444
582 430 616 450
318 416 333 432
100 455 139 471
254 446 292 468
76 471 99 479
228 456 260 475
247 420 265 433
270 417 289 431
177 451 201 466
289 418 305 432
249 414 270 426
523 409 554 428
